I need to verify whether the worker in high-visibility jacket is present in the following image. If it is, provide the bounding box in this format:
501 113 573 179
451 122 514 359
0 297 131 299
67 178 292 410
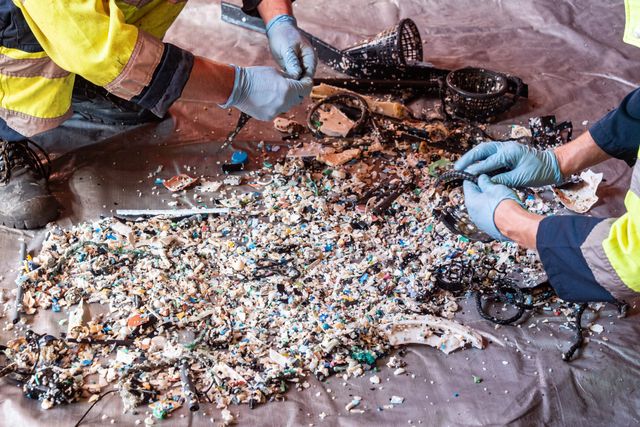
0 0 316 229
456 2 640 303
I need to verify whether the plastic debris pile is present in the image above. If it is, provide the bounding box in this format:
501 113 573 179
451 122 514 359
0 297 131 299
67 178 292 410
2 141 553 415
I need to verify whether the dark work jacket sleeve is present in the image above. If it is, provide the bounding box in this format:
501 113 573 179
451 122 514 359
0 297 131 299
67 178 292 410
536 216 616 303
589 88 640 166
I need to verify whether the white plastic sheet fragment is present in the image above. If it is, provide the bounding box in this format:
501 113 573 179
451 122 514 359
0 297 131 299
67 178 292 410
553 169 603 213
269 349 293 367
380 315 485 354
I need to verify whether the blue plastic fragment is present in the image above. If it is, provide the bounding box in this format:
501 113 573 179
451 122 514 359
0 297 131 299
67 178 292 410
231 151 249 164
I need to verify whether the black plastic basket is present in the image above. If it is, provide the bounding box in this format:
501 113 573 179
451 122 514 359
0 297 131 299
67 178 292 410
445 67 522 121
344 19 423 67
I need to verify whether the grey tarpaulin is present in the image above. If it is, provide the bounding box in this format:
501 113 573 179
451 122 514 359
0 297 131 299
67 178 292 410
1 0 639 425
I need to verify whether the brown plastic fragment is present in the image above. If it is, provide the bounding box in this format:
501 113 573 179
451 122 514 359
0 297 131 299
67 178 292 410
317 148 361 166
163 174 197 192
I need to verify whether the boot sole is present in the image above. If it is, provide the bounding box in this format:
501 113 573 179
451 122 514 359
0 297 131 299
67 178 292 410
1 216 55 230
0 196 60 230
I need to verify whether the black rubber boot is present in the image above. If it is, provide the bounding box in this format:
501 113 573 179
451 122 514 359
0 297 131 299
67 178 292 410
72 76 163 126
0 139 59 229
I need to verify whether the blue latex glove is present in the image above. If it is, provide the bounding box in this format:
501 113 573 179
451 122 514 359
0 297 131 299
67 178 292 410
454 141 563 188
220 66 312 121
266 14 317 79
463 175 523 241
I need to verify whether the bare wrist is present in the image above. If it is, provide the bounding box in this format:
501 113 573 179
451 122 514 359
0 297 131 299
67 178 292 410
553 130 610 177
258 0 294 24
494 200 542 248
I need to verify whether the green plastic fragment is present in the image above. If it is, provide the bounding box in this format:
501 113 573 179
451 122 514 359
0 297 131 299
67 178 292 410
459 236 470 243
428 158 452 176
307 178 319 196
351 351 376 365
473 375 483 384
153 407 167 419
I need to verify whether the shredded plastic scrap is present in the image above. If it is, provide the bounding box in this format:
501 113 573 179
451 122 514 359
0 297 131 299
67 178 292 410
3 146 550 415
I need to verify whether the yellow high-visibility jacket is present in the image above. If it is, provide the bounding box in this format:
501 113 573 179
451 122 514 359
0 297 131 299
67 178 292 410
0 0 193 137
0 0 262 138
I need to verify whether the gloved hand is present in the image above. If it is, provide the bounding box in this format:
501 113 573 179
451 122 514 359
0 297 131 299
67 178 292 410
463 175 523 241
266 14 317 79
220 66 312 121
454 141 563 188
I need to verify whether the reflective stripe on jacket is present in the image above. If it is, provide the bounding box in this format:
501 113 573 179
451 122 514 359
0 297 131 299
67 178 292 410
537 89 640 302
0 0 192 137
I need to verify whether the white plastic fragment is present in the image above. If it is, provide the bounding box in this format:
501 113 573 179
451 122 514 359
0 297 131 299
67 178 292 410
589 324 604 334
390 395 405 405
198 180 223 193
273 117 306 134
221 408 234 425
510 125 532 139
380 315 485 354
269 349 293 368
116 348 138 365
553 169 603 213
115 208 230 217
345 396 361 411
67 299 90 337
393 368 406 376
223 175 242 186
110 221 133 239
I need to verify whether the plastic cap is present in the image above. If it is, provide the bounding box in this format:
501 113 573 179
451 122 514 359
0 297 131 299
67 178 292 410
231 151 249 164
